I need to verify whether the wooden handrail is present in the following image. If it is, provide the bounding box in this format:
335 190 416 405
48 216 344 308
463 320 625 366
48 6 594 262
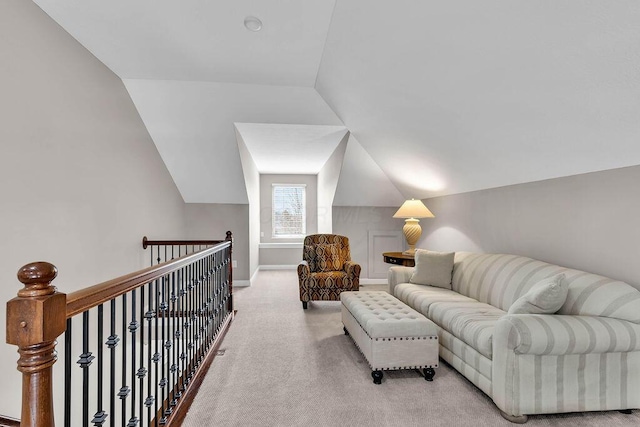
142 231 232 249
7 232 234 427
66 240 230 318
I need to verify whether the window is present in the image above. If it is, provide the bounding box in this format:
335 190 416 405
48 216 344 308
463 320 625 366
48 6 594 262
272 184 306 238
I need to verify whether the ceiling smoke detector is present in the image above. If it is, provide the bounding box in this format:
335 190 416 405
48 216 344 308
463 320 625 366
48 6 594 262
244 16 262 32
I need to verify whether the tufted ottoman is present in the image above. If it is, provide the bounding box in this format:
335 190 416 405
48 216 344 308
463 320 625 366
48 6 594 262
340 291 439 384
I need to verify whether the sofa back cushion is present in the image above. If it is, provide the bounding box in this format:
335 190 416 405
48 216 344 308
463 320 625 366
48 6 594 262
452 252 640 323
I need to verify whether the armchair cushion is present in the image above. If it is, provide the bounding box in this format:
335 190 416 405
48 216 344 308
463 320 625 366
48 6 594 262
315 243 343 272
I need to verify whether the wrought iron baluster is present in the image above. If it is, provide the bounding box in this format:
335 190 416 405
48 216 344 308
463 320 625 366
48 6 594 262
188 263 194 382
93 304 107 426
138 284 146 424
153 278 160 427
65 318 72 427
145 280 156 424
107 299 119 427
161 275 170 424
178 267 186 396
79 311 94 427
129 289 138 427
170 270 178 410
119 294 129 426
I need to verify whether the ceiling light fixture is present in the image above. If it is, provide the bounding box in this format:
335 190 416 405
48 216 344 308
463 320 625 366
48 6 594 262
244 16 262 32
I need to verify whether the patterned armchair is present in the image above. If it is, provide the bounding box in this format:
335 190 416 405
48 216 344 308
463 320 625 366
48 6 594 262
298 234 361 309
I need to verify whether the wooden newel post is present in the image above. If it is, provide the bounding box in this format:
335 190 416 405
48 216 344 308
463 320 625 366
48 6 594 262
6 262 67 427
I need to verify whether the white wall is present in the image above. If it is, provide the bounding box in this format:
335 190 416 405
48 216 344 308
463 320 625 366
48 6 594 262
420 165 640 290
184 203 250 281
0 1 187 418
236 129 261 280
332 207 402 280
317 133 349 232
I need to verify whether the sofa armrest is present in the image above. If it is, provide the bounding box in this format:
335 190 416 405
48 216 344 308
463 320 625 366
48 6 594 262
494 314 640 356
387 266 414 296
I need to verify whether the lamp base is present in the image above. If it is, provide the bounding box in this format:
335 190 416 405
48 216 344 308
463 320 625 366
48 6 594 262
402 218 422 257
402 248 417 256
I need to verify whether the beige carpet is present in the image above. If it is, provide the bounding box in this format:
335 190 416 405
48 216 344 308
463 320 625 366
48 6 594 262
183 270 639 427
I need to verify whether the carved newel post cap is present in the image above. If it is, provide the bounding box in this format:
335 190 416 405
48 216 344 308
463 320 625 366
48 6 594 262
17 262 58 298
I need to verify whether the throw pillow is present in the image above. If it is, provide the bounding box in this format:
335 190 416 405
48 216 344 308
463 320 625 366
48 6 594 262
508 273 568 315
303 245 317 272
315 244 343 272
409 249 455 289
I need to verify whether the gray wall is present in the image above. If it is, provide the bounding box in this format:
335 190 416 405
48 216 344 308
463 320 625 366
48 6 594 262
0 1 187 418
258 247 301 267
420 165 640 290
184 203 250 281
333 207 401 279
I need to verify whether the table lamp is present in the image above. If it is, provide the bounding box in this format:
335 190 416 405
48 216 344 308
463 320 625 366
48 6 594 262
393 199 435 256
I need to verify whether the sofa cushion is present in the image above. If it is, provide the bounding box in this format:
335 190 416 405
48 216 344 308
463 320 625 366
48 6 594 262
508 273 568 314
410 249 455 289
394 282 477 318
429 301 506 359
557 273 640 324
315 243 343 272
452 253 569 311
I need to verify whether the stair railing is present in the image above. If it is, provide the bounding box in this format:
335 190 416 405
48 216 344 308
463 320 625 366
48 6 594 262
6 232 233 427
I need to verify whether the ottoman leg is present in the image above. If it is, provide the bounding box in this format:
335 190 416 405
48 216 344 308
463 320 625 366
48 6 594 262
302 301 308 309
372 370 383 385
343 326 349 336
423 368 436 382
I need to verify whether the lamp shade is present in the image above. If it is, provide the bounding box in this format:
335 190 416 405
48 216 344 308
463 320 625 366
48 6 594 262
393 199 435 219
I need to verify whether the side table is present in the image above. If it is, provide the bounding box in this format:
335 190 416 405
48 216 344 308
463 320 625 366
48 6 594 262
382 252 415 267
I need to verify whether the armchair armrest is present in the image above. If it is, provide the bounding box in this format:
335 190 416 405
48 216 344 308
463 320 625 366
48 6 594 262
494 314 640 356
297 260 310 279
387 266 414 296
343 261 361 280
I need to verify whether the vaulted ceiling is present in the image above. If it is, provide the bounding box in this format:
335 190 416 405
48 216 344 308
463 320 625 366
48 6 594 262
34 0 640 205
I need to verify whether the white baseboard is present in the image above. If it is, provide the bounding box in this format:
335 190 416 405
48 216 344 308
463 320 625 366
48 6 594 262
360 279 388 285
235 268 386 287
258 265 298 270
233 280 251 287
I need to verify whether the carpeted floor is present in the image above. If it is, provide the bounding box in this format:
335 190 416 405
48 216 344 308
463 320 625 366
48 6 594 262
182 270 639 427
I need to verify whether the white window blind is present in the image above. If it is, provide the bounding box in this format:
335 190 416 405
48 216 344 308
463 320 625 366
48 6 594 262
272 184 306 238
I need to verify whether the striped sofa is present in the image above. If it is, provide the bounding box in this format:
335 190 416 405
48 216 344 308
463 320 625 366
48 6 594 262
388 252 640 422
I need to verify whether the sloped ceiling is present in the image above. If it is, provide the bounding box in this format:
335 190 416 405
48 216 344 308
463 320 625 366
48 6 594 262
33 0 335 86
34 1 640 203
234 123 348 174
316 1 640 198
123 80 343 203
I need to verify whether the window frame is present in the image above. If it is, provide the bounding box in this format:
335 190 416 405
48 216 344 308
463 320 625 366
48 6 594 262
271 183 307 239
